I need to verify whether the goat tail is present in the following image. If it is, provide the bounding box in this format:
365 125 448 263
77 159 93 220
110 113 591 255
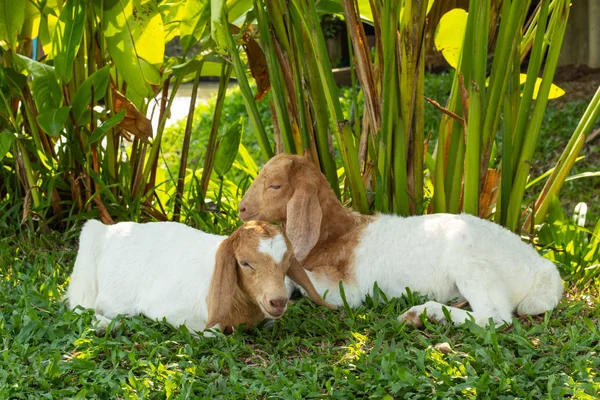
66 220 106 310
516 259 564 316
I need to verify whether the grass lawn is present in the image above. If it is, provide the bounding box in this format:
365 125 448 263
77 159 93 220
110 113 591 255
1 231 599 399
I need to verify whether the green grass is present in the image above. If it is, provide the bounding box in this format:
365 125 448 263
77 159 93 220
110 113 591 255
1 231 599 398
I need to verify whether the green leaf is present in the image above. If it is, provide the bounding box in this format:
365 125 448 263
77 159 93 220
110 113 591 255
214 117 242 177
14 54 62 110
104 0 164 97
87 110 126 149
71 65 111 124
0 130 15 161
159 0 185 43
21 0 40 40
210 0 227 47
0 0 26 51
227 0 253 24
1 67 26 96
38 8 59 56
51 0 87 83
314 0 343 15
179 0 210 52
36 106 71 136
434 8 468 69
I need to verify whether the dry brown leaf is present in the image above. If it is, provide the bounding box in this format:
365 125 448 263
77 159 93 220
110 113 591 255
112 89 153 144
479 168 500 219
230 24 271 101
93 195 115 225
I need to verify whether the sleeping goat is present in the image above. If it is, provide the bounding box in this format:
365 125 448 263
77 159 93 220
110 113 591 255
67 219 335 334
238 154 564 328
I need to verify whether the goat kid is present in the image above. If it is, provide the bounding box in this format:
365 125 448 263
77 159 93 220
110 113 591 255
67 219 335 334
238 154 564 328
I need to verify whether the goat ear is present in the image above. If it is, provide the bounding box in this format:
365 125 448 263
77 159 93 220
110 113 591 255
286 183 322 263
206 238 238 330
287 257 337 310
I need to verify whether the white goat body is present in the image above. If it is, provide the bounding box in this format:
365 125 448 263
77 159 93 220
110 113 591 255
306 213 563 327
67 219 333 334
238 154 564 327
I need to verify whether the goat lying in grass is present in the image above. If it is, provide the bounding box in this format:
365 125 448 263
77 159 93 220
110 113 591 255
238 154 564 328
67 219 335 334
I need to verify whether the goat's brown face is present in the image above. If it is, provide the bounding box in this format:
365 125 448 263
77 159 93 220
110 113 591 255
206 221 337 329
238 155 300 223
233 225 292 318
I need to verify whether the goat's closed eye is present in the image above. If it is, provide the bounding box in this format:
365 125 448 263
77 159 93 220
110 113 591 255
269 184 281 190
240 261 254 269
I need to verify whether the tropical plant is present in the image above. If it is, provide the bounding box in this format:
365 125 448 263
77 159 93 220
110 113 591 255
1 0 599 237
537 199 600 287
0 0 262 232
222 0 600 234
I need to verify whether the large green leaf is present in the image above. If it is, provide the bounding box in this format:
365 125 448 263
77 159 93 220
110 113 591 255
51 0 87 84
14 54 62 110
214 117 242 177
71 65 111 124
0 0 26 51
104 0 164 97
171 58 236 80
179 0 210 52
159 0 185 43
36 106 71 136
0 130 15 161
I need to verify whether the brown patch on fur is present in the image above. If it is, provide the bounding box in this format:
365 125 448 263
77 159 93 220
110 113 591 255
400 311 423 328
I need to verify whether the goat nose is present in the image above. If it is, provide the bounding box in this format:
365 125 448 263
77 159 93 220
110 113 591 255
239 205 247 213
269 297 287 311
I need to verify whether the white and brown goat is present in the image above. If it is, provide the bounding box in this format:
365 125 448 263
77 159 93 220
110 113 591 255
238 154 564 327
67 219 335 334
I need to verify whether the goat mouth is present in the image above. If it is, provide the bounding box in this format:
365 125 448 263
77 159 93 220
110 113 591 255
259 302 286 319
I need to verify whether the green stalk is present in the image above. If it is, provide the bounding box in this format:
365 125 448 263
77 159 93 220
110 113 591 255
447 124 466 213
17 140 41 207
303 36 341 197
506 0 570 231
480 0 529 182
289 0 367 213
463 0 490 216
379 0 400 213
255 0 295 154
173 66 202 222
399 0 426 214
223 11 273 161
199 63 233 197
497 52 521 225
138 68 186 198
289 21 311 153
511 0 550 174
530 85 600 227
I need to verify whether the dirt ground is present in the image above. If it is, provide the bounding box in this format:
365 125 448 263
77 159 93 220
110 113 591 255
553 65 600 104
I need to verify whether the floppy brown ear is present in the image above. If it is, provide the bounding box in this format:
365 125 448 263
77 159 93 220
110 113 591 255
206 238 238 330
287 257 337 310
286 183 322 263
